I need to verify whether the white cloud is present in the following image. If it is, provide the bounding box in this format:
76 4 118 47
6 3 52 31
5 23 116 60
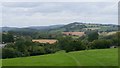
2 2 118 27
0 0 119 2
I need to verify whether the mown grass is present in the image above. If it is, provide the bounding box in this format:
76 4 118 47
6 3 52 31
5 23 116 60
2 48 118 66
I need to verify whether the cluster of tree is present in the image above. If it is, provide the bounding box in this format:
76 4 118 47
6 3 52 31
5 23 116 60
7 31 63 40
2 33 14 43
58 36 86 52
8 30 39 39
90 40 112 49
36 32 63 39
80 31 119 49
2 31 119 59
62 22 87 32
2 37 59 59
87 31 99 42
103 32 120 46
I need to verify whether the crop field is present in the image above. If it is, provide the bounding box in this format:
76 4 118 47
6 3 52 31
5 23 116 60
2 48 118 66
32 39 57 44
99 31 117 36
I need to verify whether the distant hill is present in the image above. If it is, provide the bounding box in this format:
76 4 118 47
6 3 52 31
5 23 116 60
1 25 64 32
1 22 119 32
59 22 87 32
1 27 18 32
48 22 87 32
28 25 64 30
49 22 118 32
1 27 38 32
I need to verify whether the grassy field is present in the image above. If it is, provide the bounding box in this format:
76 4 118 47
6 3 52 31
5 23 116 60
2 48 118 66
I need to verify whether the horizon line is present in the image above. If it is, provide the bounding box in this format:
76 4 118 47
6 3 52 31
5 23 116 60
1 22 118 28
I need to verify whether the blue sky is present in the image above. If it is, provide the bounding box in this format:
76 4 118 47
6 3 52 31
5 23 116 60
1 2 118 27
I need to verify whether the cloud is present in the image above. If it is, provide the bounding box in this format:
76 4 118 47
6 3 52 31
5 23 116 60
2 2 118 27
2 2 40 8
0 0 119 2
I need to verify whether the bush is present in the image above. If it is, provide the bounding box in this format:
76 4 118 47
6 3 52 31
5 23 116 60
2 48 18 59
102 32 120 46
58 36 86 52
70 40 86 51
81 40 89 50
90 40 112 49
2 33 14 43
30 46 46 56
87 31 99 42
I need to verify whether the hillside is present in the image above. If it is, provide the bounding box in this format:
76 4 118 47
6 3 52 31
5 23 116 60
47 22 119 33
27 25 64 30
2 27 38 32
1 25 64 32
1 27 18 32
2 22 119 32
2 48 118 66
48 22 87 32
58 22 87 32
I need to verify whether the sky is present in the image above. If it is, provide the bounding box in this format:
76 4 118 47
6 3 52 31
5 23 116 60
0 0 119 27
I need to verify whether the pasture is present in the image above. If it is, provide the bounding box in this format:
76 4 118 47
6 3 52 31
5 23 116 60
2 48 118 66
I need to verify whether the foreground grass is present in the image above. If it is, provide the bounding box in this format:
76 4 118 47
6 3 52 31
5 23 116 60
0 48 2 67
2 48 118 66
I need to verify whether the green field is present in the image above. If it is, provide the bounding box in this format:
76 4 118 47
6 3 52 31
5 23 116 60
2 48 118 66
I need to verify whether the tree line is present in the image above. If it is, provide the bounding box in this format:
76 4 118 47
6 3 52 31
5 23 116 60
2 31 120 59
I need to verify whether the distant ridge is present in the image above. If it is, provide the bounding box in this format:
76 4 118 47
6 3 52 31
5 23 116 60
1 22 119 32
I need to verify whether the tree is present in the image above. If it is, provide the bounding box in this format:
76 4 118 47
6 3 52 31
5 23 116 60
71 40 86 51
90 40 112 49
103 32 120 46
30 46 45 56
58 36 85 52
87 31 99 42
2 48 18 59
58 36 73 52
2 33 14 43
81 40 89 50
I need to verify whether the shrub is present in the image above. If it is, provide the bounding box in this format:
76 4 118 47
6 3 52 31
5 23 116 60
87 31 99 42
2 48 18 59
30 46 46 56
90 40 112 49
58 36 86 52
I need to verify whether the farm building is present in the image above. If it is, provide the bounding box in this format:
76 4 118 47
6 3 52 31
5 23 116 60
62 32 85 37
32 39 57 44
